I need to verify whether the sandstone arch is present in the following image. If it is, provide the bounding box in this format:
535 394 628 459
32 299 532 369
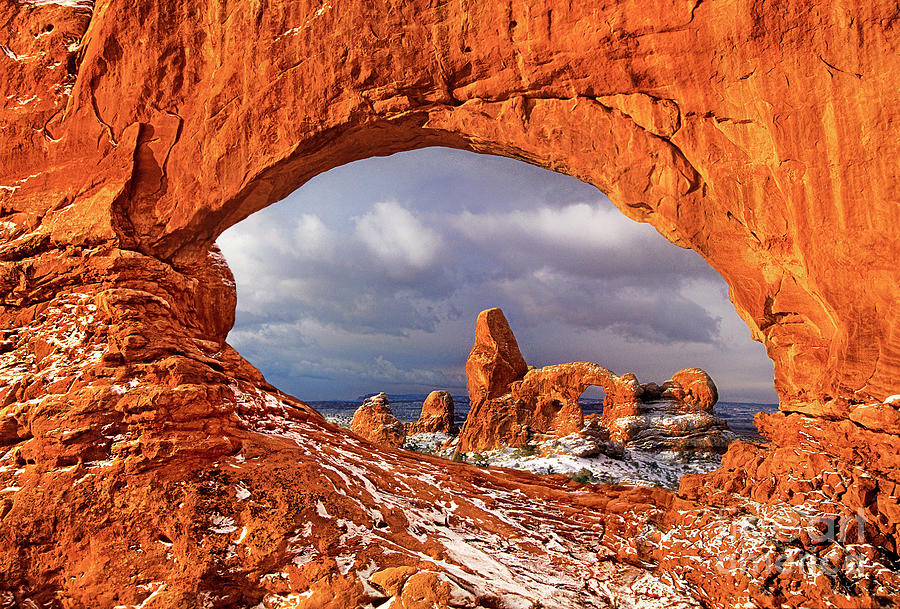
4 0 897 408
2 1 899 607
458 359 646 453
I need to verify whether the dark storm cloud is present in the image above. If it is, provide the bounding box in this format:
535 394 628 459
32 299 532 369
221 198 720 344
222 202 456 336
217 147 776 402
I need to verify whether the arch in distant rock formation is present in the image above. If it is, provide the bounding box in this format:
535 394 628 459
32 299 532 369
2 1 899 606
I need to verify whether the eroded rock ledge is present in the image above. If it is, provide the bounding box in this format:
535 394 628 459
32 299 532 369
1 0 899 607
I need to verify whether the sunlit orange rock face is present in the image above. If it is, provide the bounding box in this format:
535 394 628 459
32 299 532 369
464 308 529 405
351 393 407 448
668 368 719 413
457 308 731 453
459 308 635 451
1 0 899 607
407 390 456 435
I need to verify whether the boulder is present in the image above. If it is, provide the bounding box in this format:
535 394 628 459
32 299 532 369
407 390 456 435
660 380 685 402
350 393 406 448
639 382 663 402
671 368 719 413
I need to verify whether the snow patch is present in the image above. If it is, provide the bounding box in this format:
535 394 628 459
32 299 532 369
20 0 95 8
260 590 313 608
209 514 238 534
274 2 332 39
111 582 165 609
234 527 248 544
450 443 721 490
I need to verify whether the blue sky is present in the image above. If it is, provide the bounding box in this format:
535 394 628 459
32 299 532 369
217 147 777 403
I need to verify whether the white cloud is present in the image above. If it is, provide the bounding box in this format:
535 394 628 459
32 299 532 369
217 212 293 256
445 201 712 283
451 202 649 250
293 213 337 258
354 201 445 276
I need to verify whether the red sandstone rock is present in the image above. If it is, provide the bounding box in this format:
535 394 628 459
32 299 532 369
849 400 900 435
465 308 528 406
394 571 477 608
457 312 729 453
607 408 734 452
2 0 898 409
562 417 625 458
638 382 664 402
0 0 899 607
407 390 456 435
603 372 645 423
457 356 644 453
350 393 406 448
370 565 419 597
670 368 719 413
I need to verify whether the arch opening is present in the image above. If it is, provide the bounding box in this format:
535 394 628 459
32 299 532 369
578 385 607 417
216 146 779 487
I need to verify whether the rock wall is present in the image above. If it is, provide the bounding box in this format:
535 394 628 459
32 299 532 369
2 0 899 607
459 358 636 453
6 0 899 410
465 308 529 405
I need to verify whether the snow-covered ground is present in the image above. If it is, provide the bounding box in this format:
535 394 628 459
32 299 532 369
463 445 721 490
407 432 723 490
323 414 727 490
323 414 354 429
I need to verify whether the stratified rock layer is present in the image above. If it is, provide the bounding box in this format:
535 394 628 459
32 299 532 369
1 0 899 607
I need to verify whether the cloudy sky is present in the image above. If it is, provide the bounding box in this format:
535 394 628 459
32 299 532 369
217 147 777 404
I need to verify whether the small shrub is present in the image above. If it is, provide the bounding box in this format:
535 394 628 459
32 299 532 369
451 451 466 463
568 468 600 485
470 452 489 467
514 444 539 458
675 448 696 462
